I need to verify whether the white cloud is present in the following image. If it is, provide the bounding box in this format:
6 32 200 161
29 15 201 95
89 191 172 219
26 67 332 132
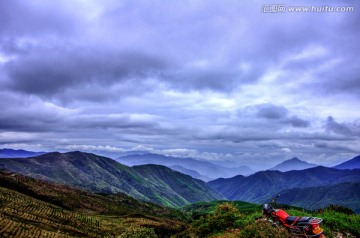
63 144 127 153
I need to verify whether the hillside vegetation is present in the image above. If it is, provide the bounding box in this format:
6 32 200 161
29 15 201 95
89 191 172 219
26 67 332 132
0 169 187 237
0 151 223 207
1 169 360 237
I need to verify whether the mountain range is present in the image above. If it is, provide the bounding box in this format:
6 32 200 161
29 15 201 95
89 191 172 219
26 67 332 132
208 166 360 205
269 157 317 172
116 153 255 181
275 182 360 213
169 165 210 181
1 148 360 213
0 151 223 207
0 148 45 158
334 155 360 170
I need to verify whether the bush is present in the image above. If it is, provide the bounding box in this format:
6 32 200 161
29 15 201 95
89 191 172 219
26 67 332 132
118 226 158 238
190 215 213 237
324 205 354 215
237 220 289 238
210 202 245 229
190 202 245 237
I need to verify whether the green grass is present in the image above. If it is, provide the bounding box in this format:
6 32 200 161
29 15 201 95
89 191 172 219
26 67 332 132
180 201 360 238
182 200 261 219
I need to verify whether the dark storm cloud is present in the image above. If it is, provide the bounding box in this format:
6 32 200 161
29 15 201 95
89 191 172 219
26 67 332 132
167 69 239 92
0 92 68 132
251 104 310 128
282 116 310 128
66 114 160 131
0 92 168 134
194 125 356 145
313 61 360 96
2 0 358 97
326 116 360 136
314 141 360 154
3 48 166 97
94 1 271 92
256 104 288 120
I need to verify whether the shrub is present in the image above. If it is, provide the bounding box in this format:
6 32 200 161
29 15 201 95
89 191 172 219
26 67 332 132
190 202 245 237
237 220 289 238
324 205 354 215
210 202 245 229
189 215 212 237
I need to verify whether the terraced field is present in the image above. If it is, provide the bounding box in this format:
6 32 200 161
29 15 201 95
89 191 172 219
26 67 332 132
0 170 186 237
0 187 109 237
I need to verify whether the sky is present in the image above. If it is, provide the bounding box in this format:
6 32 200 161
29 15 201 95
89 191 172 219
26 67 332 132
0 0 359 170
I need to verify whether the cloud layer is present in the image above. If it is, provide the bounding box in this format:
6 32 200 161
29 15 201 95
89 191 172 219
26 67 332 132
1 0 359 169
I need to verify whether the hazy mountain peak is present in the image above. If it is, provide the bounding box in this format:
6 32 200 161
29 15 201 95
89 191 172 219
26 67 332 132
269 157 317 172
334 155 360 170
116 153 254 180
289 157 300 162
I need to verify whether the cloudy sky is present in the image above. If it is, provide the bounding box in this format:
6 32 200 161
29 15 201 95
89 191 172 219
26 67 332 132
0 0 359 169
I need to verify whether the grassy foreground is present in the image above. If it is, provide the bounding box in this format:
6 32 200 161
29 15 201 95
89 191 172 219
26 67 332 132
178 202 360 238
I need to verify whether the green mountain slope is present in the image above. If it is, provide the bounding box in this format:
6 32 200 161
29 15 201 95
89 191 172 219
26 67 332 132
0 169 187 237
275 182 360 213
208 166 360 204
132 164 222 206
0 151 223 207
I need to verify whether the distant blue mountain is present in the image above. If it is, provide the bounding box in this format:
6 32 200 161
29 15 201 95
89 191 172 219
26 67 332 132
0 149 46 158
334 155 360 170
275 182 360 213
269 157 317 172
170 165 211 181
208 166 360 204
116 153 255 180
